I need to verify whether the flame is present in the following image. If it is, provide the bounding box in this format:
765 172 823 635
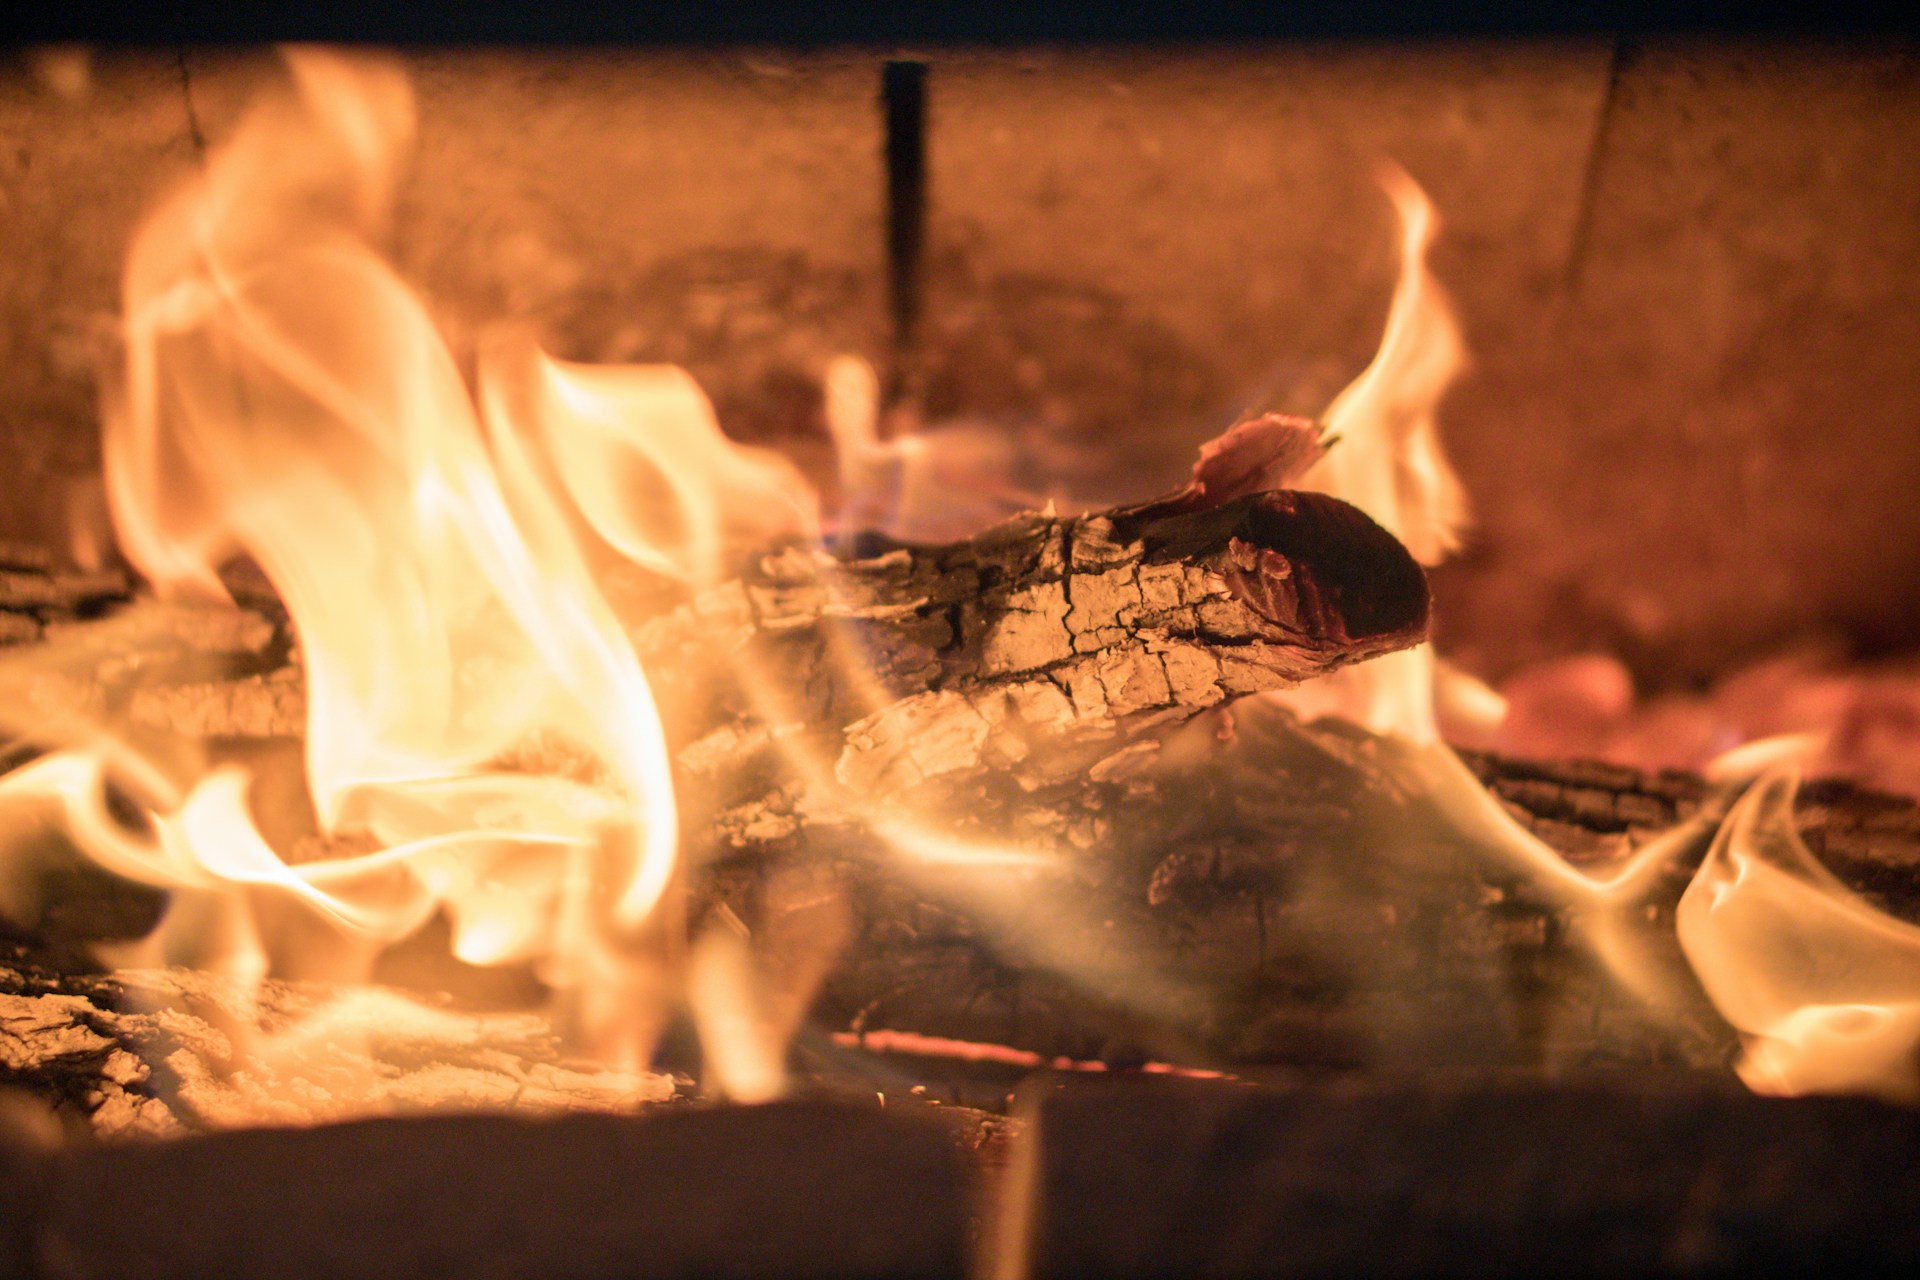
108 49 679 948
485 342 818 589
1677 768 1920 1102
1308 164 1468 565
1280 164 1466 744
7 60 1911 1119
823 354 1039 543
1277 171 1920 1102
0 48 838 1100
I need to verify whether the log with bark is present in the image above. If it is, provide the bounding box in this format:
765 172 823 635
13 718 1917 1135
2 413 1919 1131
632 413 1427 815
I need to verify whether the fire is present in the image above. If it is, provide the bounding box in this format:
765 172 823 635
1307 164 1468 568
111 46 682 1003
1678 767 1920 1102
0 48 821 1107
1279 164 1466 744
1290 165 1920 1103
0 48 1912 1123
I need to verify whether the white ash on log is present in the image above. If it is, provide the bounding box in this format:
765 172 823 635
647 415 1428 802
655 488 1430 804
0 963 674 1139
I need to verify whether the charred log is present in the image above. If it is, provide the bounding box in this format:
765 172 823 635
9 417 1430 811
4 413 1919 1115
0 962 676 1138
711 706 1920 1079
5 712 1920 1127
0 545 129 647
650 483 1428 808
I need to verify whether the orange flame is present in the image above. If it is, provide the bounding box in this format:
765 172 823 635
483 342 818 590
1307 164 1468 566
1278 171 1920 1102
0 48 831 1100
106 49 679 951
1678 768 1920 1102
1281 164 1467 743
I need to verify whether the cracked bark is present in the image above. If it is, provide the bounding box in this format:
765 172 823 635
656 483 1428 816
638 416 1428 857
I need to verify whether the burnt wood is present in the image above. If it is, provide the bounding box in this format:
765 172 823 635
0 551 129 647
11 669 1920 1114
718 706 1742 1074
0 963 678 1139
716 707 1920 1077
638 413 1428 808
7 687 1920 1121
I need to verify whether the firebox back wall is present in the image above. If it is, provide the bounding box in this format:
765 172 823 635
2 39 1917 688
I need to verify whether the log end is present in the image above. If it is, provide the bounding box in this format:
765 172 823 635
1231 490 1431 653
1116 488 1430 662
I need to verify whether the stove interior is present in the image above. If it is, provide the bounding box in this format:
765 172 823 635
1 34 1919 1279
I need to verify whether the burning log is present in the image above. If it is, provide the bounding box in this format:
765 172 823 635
634 413 1429 811
0 412 1444 1127
6 408 1920 1114
717 707 1920 1078
3 719 1919 1129
659 484 1426 797
56 414 1430 806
